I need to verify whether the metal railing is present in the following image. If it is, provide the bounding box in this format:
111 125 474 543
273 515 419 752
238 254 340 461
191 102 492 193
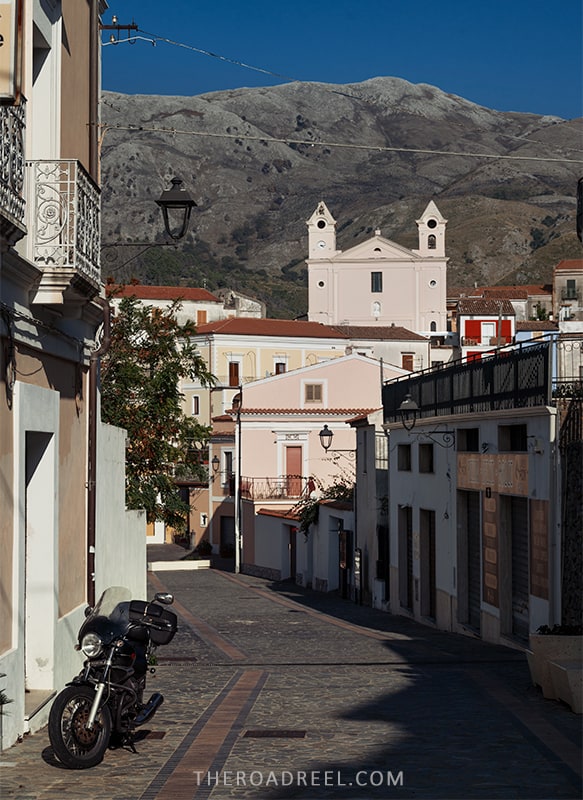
0 100 26 228
26 159 101 286
383 340 552 422
240 475 310 500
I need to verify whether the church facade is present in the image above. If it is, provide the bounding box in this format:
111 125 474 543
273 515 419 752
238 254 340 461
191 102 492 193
306 201 448 335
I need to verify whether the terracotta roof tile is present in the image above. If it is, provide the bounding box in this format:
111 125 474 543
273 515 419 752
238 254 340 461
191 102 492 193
450 284 552 299
107 284 221 303
256 508 299 520
196 318 349 339
238 407 375 417
331 325 428 341
554 259 583 271
457 298 515 315
516 321 559 331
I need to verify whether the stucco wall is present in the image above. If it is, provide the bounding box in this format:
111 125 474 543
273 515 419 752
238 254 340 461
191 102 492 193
95 422 147 600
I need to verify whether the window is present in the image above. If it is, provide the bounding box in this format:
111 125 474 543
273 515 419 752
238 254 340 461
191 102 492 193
371 271 383 293
305 383 322 403
565 279 577 300
498 424 527 452
228 361 240 387
419 443 434 473
397 444 411 471
457 428 479 452
196 310 207 326
428 234 436 249
275 361 286 375
191 395 200 416
402 354 414 371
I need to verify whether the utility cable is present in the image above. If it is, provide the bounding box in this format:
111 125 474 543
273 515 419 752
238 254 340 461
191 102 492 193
98 122 583 164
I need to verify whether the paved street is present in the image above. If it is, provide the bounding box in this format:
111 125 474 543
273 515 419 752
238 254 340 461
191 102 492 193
0 560 581 800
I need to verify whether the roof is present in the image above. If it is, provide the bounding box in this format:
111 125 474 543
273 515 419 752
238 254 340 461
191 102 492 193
450 284 552 300
331 325 428 341
554 259 583 272
457 298 516 315
196 318 349 339
256 508 299 520
239 407 375 417
107 284 221 303
516 321 559 331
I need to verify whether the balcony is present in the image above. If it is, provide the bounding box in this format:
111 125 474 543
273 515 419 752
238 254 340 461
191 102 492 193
461 336 511 347
26 159 101 304
241 475 310 501
0 100 26 241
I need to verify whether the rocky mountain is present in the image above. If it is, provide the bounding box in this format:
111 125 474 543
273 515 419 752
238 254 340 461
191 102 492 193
100 77 582 317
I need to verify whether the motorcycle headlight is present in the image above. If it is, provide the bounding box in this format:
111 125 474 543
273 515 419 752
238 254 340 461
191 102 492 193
81 632 103 658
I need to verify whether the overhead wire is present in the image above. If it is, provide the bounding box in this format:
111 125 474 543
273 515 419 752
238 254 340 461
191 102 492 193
100 29 583 165
97 121 583 165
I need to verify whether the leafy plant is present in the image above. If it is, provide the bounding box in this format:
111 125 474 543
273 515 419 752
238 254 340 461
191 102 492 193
292 476 354 537
536 624 582 636
101 296 215 527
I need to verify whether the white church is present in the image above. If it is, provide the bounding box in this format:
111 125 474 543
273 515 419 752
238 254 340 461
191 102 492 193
306 200 448 336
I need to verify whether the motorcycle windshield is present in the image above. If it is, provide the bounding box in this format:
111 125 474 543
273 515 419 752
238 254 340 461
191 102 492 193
91 586 132 619
79 586 133 644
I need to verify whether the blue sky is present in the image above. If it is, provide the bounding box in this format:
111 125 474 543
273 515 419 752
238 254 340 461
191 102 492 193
101 0 583 120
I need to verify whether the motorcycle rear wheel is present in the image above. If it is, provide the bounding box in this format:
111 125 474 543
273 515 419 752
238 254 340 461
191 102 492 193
48 685 112 769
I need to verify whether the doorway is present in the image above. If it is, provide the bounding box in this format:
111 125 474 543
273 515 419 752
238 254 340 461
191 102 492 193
25 432 55 692
285 446 302 497
419 509 436 619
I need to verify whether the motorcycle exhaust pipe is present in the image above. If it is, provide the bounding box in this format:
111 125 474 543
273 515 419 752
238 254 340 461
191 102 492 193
133 692 164 727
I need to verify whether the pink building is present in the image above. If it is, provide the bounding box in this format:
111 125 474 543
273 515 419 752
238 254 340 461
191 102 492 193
306 200 448 334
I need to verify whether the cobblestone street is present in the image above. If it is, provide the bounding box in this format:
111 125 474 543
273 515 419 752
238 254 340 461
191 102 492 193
0 565 580 800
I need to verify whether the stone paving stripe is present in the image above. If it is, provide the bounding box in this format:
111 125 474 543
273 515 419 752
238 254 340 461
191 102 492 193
148 571 247 661
465 667 582 785
137 671 245 800
217 570 408 641
142 669 266 800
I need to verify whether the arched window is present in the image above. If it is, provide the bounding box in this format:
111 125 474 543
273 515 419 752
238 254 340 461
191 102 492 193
430 321 437 332
428 234 436 249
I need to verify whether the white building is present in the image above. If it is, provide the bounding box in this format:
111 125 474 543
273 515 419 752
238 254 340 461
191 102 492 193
306 200 448 335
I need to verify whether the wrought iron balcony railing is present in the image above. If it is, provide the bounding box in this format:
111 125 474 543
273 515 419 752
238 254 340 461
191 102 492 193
26 159 101 287
0 100 26 232
241 475 309 500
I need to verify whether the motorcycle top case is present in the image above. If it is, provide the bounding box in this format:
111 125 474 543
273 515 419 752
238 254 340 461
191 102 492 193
129 600 178 645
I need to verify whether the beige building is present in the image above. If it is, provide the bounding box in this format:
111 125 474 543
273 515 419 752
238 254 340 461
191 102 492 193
0 1 145 751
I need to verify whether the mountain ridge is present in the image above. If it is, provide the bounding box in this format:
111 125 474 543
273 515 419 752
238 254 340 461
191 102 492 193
100 77 581 317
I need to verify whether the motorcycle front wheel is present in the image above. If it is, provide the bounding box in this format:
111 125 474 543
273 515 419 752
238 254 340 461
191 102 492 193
48 685 112 769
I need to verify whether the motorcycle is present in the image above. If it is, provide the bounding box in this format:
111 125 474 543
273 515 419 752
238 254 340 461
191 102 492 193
48 586 178 769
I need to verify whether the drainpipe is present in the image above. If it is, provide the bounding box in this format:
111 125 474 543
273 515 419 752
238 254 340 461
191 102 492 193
234 385 242 574
87 297 111 605
89 0 99 179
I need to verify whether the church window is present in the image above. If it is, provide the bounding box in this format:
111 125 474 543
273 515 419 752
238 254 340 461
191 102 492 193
428 234 436 249
317 219 326 229
371 272 383 293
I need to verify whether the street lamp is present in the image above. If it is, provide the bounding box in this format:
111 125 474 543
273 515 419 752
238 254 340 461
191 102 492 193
318 424 356 459
211 454 220 478
319 424 334 452
156 177 197 240
397 393 455 448
398 393 419 431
